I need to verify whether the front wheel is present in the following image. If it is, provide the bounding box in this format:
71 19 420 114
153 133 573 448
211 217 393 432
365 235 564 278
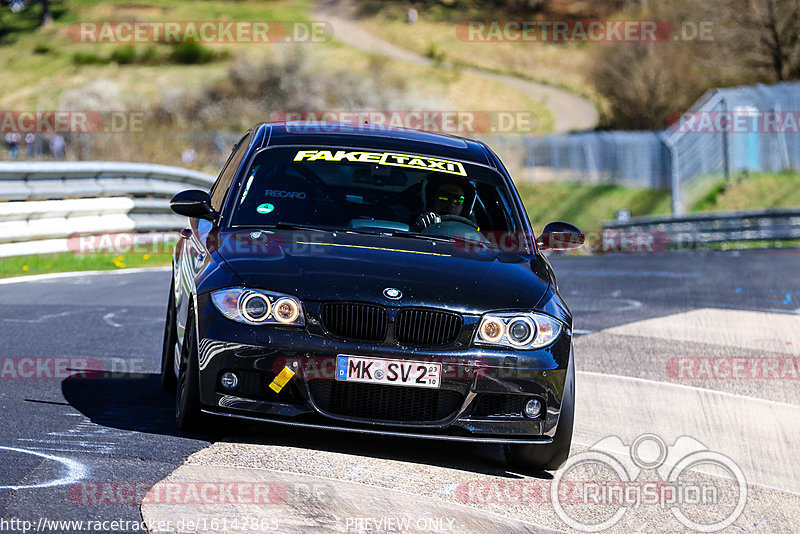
505 351 575 472
175 310 205 432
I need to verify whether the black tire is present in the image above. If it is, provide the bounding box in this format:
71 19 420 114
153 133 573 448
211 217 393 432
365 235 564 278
505 351 575 472
160 280 178 391
175 309 205 432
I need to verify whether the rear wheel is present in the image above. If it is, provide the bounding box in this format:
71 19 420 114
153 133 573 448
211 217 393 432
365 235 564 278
160 280 177 391
505 352 575 472
175 310 205 432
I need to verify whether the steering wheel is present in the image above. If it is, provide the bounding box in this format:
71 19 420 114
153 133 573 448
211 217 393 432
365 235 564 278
440 214 479 229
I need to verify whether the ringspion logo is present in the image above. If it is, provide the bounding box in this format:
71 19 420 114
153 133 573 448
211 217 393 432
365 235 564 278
551 435 746 532
458 434 747 532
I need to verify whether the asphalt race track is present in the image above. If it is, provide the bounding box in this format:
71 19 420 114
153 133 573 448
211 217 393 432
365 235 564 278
0 249 798 533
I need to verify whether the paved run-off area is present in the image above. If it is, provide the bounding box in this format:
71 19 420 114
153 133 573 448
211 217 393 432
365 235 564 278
142 309 800 532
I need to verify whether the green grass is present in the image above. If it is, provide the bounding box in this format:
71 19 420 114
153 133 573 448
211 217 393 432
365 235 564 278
0 251 172 279
686 239 800 251
312 40 554 134
0 0 555 174
0 0 551 129
0 1 67 45
0 0 311 109
358 9 597 100
690 170 800 212
517 182 672 232
516 170 800 235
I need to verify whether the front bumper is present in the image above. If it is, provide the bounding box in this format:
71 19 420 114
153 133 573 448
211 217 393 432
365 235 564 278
194 294 573 443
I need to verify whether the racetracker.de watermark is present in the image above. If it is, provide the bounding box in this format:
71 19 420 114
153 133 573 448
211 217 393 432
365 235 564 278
667 356 800 380
456 20 713 42
270 110 540 134
0 357 146 380
453 230 668 254
0 111 144 134
0 518 150 534
65 229 669 257
68 21 332 43
69 481 286 505
68 232 180 255
68 480 333 506
77 229 664 255
669 110 800 133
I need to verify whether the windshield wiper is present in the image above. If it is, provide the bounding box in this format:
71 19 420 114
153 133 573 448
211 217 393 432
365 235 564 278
382 231 491 249
240 225 491 249
254 223 334 232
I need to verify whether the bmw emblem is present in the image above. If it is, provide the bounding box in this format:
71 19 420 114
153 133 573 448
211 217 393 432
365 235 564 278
383 288 402 300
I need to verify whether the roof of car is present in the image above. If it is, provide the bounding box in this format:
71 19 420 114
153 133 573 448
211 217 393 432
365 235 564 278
259 122 495 167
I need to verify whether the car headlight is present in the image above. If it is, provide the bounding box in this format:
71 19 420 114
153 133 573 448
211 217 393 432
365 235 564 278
474 312 563 349
210 288 305 326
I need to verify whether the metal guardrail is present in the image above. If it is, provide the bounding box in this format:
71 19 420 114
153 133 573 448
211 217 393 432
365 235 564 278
0 161 215 201
604 208 800 247
0 162 215 257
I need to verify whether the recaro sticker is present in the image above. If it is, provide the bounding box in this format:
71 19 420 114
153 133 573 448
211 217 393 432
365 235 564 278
265 190 307 199
293 150 467 176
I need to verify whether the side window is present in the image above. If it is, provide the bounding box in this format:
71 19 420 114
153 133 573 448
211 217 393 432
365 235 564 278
210 132 252 212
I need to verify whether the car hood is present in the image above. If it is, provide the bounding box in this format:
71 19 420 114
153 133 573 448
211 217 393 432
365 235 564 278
213 229 550 313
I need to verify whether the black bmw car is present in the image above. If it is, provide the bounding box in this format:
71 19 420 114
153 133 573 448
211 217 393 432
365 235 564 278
162 121 584 471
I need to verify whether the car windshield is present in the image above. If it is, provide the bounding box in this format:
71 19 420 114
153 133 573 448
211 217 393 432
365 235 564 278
230 146 527 249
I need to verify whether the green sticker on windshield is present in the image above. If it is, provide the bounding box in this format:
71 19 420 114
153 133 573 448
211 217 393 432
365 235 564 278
256 203 275 214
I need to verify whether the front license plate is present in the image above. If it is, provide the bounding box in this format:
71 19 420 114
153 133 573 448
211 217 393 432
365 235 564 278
336 355 441 389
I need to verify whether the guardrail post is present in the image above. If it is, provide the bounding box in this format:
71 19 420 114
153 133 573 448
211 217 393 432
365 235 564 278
661 135 683 216
721 98 730 182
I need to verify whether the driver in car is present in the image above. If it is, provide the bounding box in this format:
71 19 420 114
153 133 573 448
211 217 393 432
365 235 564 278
414 174 475 231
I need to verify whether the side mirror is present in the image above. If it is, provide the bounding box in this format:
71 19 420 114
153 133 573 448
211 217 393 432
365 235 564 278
537 222 584 251
170 190 218 222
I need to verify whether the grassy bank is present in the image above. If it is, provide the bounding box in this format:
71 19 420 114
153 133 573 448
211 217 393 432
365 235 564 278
358 7 596 101
518 182 672 232
693 170 800 212
519 170 800 233
0 0 553 152
0 251 172 279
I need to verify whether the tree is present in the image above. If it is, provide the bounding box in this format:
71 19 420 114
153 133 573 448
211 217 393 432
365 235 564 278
40 0 53 28
588 41 704 129
716 0 800 81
